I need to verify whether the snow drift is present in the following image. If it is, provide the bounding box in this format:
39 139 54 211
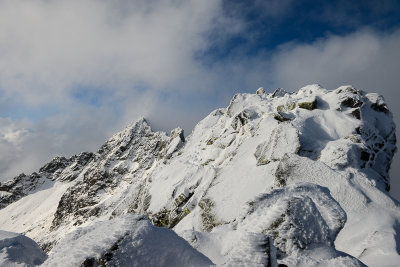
0 230 47 266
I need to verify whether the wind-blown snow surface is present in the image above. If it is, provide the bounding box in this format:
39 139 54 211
0 85 399 266
0 230 47 266
43 214 212 267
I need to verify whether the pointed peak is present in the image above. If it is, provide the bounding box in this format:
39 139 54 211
120 117 153 135
125 117 149 128
136 116 148 124
170 127 185 142
98 118 154 155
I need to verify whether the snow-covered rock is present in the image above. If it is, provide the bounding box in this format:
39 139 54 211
43 214 212 267
0 230 47 266
0 152 93 209
0 85 398 266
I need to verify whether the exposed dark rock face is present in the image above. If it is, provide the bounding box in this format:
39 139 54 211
274 112 292 122
0 152 94 209
40 152 94 182
51 119 185 229
231 110 256 130
298 98 317 110
0 173 42 209
341 96 363 109
271 88 287 98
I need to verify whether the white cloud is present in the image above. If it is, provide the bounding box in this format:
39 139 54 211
0 0 237 179
268 29 400 135
0 0 231 105
0 118 32 177
270 29 400 92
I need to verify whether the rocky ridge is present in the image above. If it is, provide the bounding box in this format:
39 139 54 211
0 84 399 266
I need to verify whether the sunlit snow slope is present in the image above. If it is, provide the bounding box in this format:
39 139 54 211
0 85 399 266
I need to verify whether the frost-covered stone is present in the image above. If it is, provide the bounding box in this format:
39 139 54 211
254 123 300 164
256 87 265 95
240 183 346 257
271 87 288 98
181 229 277 266
43 215 212 267
167 128 185 152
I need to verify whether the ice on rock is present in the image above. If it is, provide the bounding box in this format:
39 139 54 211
162 127 185 159
271 87 288 98
239 183 346 255
230 109 257 130
256 87 265 95
319 139 360 169
254 123 300 165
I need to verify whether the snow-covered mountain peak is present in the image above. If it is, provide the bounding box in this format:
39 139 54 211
0 85 399 266
233 85 394 182
98 117 153 154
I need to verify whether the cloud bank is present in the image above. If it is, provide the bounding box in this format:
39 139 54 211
0 0 236 178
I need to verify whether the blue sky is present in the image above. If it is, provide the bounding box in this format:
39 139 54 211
0 0 400 199
208 0 400 58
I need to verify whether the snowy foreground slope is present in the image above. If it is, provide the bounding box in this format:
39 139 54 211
0 230 47 266
43 215 212 267
0 85 399 266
